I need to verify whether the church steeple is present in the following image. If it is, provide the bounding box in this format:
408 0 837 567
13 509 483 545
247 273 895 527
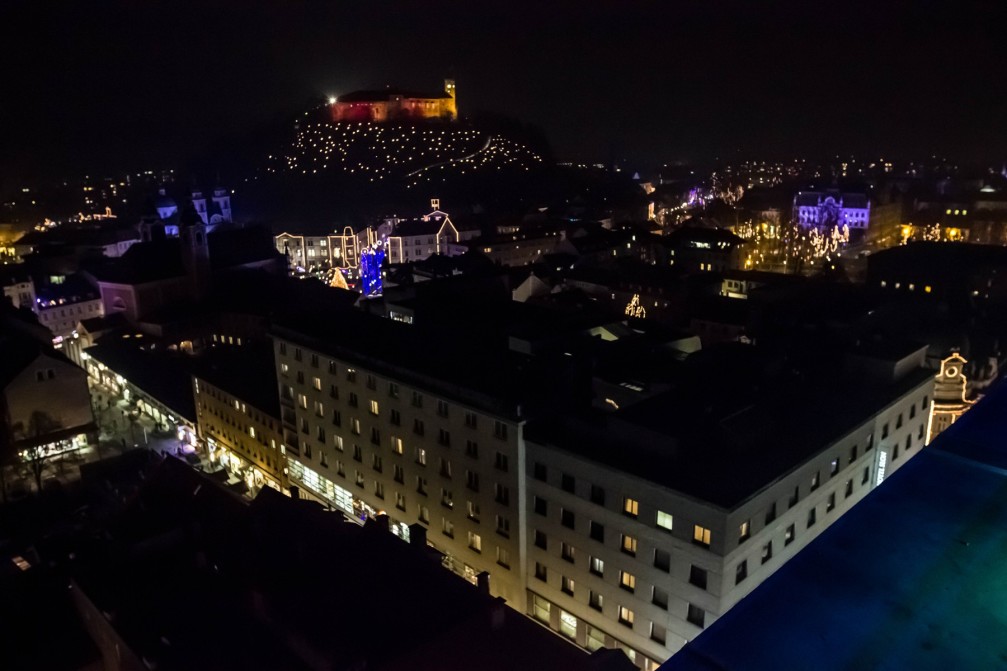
179 204 211 300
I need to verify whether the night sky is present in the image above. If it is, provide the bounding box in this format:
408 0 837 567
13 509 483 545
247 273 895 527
3 0 1006 182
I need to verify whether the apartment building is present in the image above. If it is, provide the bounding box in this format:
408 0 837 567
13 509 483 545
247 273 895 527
269 302 934 670
520 344 934 669
271 312 536 608
192 346 288 495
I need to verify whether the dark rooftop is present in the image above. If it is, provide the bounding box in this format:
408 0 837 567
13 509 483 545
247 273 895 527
337 88 453 103
193 343 281 417
529 345 933 510
84 339 197 421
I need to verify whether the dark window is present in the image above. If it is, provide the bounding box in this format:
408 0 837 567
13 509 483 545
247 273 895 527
687 604 705 628
534 496 548 516
561 473 575 493
589 521 604 542
735 560 748 584
589 484 605 506
689 565 708 590
654 548 671 573
561 508 575 529
533 462 547 482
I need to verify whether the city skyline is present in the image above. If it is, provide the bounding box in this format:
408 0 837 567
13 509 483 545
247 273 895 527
4 0 1007 181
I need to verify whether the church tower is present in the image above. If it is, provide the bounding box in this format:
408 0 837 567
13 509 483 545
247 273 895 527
212 187 232 223
179 205 211 300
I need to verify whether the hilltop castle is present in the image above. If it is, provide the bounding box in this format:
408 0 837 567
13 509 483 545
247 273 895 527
330 79 457 122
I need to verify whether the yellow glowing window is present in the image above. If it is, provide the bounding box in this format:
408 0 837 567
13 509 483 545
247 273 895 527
693 525 712 547
924 286 932 293
623 497 639 517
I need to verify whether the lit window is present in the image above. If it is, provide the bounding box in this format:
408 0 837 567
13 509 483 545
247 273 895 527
739 520 750 542
618 606 635 627
619 571 636 592
656 510 673 531
623 497 639 517
621 534 637 556
693 525 711 547
468 532 482 553
369 399 379 415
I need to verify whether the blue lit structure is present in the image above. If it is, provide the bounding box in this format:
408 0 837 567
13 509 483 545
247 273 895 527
358 243 386 296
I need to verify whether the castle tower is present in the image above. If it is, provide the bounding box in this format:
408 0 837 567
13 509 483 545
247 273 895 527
443 79 457 120
179 205 211 300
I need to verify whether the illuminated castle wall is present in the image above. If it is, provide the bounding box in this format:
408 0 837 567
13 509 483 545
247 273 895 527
331 80 457 122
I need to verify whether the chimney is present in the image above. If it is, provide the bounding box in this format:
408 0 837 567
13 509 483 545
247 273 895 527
476 571 491 595
374 513 390 532
408 522 427 548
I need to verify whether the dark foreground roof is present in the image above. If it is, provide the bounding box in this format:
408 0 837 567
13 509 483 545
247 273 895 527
661 378 1007 671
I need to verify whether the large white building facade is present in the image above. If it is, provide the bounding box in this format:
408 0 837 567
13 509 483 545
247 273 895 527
269 312 935 670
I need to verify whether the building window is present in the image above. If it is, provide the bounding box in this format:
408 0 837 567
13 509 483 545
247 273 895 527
369 399 379 415
657 510 673 532
845 479 854 498
807 507 817 528
561 473 575 493
465 440 478 458
442 518 454 537
785 523 795 545
416 477 427 496
619 571 636 592
438 428 451 447
590 484 605 505
621 534 637 556
761 541 773 564
494 484 510 506
561 576 575 596
441 488 454 509
589 521 605 542
436 399 449 418
586 624 606 651
496 547 510 569
390 409 401 426
391 436 404 454
589 556 604 577
559 610 577 639
693 525 711 548
496 515 510 538
416 447 427 466
830 458 840 476
687 604 705 628
653 548 671 573
826 492 836 512
411 391 423 408
466 470 479 491
534 530 547 550
413 419 424 436
535 562 547 581
417 505 429 523
862 466 870 484
561 509 575 530
689 565 708 589
650 623 667 645
788 485 799 508
494 452 509 472
765 502 777 525
849 444 858 464
464 411 477 428
493 421 508 440
623 497 639 517
467 500 480 522
348 392 358 408
532 594 551 624
589 590 604 611
739 520 751 543
810 471 820 491
561 542 575 563
534 496 548 516
652 585 669 609
618 606 635 627
468 532 482 553
735 560 748 584
533 462 547 481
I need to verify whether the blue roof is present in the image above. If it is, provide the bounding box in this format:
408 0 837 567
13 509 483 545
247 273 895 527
661 379 1007 671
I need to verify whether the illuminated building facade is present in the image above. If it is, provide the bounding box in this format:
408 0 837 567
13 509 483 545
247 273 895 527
193 358 287 496
793 191 870 230
926 353 975 443
272 318 529 610
270 308 936 670
331 80 457 122
1 333 97 465
521 344 934 669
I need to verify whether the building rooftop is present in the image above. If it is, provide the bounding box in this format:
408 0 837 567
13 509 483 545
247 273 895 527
529 345 933 510
193 343 281 417
794 191 870 209
85 339 197 421
661 378 1007 671
337 88 454 103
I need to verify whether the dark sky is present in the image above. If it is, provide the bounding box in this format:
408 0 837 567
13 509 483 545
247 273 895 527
3 0 1006 182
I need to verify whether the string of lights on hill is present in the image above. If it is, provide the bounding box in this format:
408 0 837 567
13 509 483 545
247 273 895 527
271 121 543 187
